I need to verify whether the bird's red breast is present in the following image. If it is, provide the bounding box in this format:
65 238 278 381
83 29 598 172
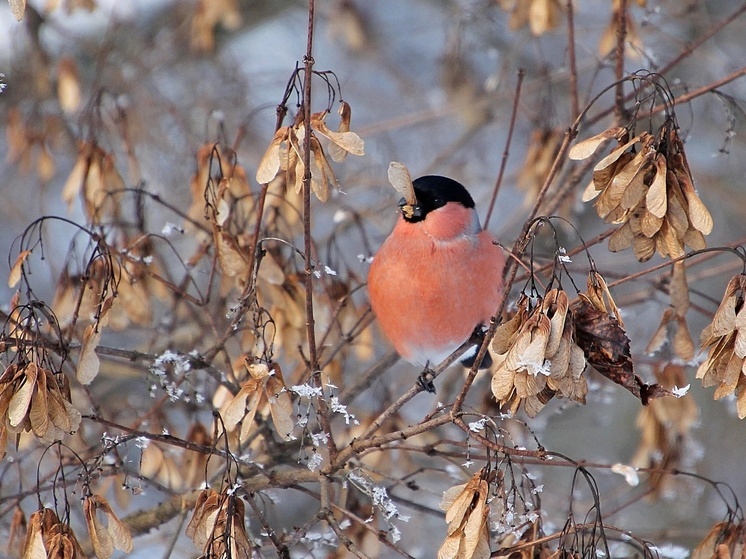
368 176 506 367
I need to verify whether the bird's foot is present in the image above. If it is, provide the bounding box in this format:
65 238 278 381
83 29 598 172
417 368 437 393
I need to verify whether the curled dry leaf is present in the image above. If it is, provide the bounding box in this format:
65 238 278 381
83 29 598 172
256 108 362 202
140 443 184 490
310 108 365 162
83 494 133 559
189 0 242 53
61 142 125 223
569 126 628 161
57 57 81 114
77 324 102 385
256 127 290 185
572 275 669 404
438 468 491 559
598 0 645 59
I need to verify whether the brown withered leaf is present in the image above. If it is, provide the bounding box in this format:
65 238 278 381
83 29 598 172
572 296 668 404
670 262 690 316
22 508 52 559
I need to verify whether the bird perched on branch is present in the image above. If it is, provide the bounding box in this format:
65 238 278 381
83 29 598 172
368 173 506 389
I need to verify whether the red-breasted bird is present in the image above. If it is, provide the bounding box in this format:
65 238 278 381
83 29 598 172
368 175 506 379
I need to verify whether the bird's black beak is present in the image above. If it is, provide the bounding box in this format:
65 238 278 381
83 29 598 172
398 197 422 220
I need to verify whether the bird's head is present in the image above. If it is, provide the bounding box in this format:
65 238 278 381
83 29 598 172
397 175 482 240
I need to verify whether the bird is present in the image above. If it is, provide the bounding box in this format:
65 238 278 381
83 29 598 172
368 175 506 387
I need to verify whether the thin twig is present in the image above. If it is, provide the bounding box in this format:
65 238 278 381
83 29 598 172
484 69 524 229
614 0 629 124
566 0 580 121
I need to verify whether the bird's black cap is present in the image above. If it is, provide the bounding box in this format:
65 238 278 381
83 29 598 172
399 175 475 223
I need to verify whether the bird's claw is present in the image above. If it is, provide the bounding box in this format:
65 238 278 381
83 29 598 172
417 369 436 393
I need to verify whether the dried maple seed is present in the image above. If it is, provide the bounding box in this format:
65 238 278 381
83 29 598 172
575 123 713 262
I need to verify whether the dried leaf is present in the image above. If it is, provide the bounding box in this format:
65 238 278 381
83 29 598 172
22 509 47 559
572 296 668 404
673 315 695 361
593 135 640 172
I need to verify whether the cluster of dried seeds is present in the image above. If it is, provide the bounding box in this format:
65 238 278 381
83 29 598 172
256 103 364 202
572 124 713 262
0 362 81 459
186 488 252 558
491 289 587 417
697 274 746 418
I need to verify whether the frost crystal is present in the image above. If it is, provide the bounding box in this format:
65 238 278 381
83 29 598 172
149 351 192 402
672 384 690 398
310 431 329 447
468 418 488 432
291 383 324 399
307 452 323 472
330 396 359 425
346 470 409 540
161 222 183 236
517 358 552 377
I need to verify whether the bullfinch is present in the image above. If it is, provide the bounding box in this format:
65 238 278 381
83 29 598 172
368 175 506 381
